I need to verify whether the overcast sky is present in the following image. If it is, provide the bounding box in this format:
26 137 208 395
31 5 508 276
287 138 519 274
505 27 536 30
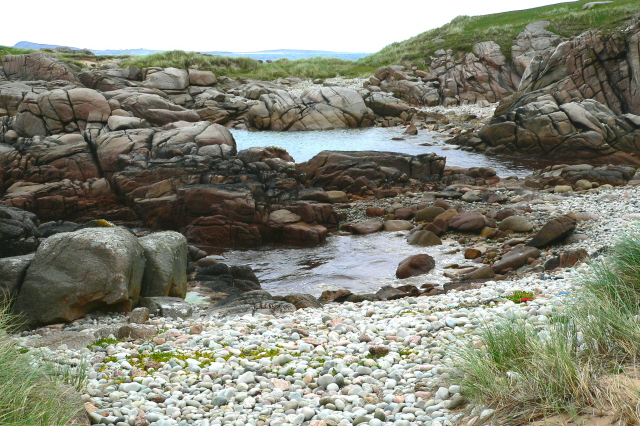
2 0 573 53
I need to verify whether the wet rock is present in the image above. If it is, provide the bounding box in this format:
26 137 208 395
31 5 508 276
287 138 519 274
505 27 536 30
407 230 442 246
375 286 409 301
492 246 541 274
301 151 445 194
319 289 352 302
352 219 383 235
393 207 415 220
498 215 534 232
208 290 295 316
425 218 449 236
415 206 445 222
464 248 482 259
461 265 495 280
448 212 488 233
283 293 322 309
396 254 436 279
384 220 413 232
326 191 349 203
527 214 576 248
366 207 387 217
138 297 194 318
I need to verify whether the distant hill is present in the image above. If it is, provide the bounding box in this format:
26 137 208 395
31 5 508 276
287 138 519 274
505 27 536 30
12 42 369 61
14 41 83 50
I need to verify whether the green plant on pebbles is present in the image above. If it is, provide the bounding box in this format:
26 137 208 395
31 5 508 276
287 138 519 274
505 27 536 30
455 224 640 425
88 337 122 348
504 291 535 304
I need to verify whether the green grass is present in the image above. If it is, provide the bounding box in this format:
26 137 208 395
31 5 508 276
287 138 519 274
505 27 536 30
360 0 640 69
0 305 86 425
0 45 95 70
122 50 377 79
455 224 640 424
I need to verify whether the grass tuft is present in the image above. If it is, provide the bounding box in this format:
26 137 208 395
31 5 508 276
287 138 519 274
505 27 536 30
0 304 85 425
456 223 640 424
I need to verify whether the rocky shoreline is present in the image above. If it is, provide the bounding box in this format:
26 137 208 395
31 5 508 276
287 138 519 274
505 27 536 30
12 181 640 426
2 15 640 426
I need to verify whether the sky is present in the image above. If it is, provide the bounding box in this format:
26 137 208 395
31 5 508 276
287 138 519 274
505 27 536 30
2 0 574 53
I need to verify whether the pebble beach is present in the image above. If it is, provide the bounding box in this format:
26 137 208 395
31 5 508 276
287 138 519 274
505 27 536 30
16 183 640 426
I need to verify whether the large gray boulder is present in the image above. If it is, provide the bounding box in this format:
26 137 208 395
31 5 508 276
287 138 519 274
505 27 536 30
12 227 146 327
142 67 190 90
0 253 33 303
139 231 188 298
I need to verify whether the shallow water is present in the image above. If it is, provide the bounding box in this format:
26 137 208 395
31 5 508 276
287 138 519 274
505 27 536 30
231 127 549 178
223 127 555 295
221 232 469 296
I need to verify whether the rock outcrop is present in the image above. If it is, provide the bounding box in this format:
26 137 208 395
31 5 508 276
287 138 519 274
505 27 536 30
2 53 80 83
300 151 446 194
247 87 375 131
366 42 519 107
479 23 640 162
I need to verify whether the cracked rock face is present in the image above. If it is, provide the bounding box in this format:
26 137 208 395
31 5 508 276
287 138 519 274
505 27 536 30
300 150 445 194
511 21 564 76
247 87 375 131
1 53 80 83
480 23 640 162
13 87 111 140
368 45 519 107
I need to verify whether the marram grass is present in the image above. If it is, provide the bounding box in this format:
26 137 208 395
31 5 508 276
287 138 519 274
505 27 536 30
455 223 640 425
0 304 86 426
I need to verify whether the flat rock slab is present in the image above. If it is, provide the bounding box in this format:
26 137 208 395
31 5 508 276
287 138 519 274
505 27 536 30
26 331 96 350
352 219 383 235
138 297 194 319
208 290 296 317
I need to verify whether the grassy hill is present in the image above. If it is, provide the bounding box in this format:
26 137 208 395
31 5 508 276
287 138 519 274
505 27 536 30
1 0 639 80
360 0 640 69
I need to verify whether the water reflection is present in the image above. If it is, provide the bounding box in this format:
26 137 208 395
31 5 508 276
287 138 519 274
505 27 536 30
231 127 552 178
221 232 469 296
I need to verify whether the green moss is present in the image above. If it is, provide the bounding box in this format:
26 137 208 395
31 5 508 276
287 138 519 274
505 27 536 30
504 291 535 304
89 337 121 348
